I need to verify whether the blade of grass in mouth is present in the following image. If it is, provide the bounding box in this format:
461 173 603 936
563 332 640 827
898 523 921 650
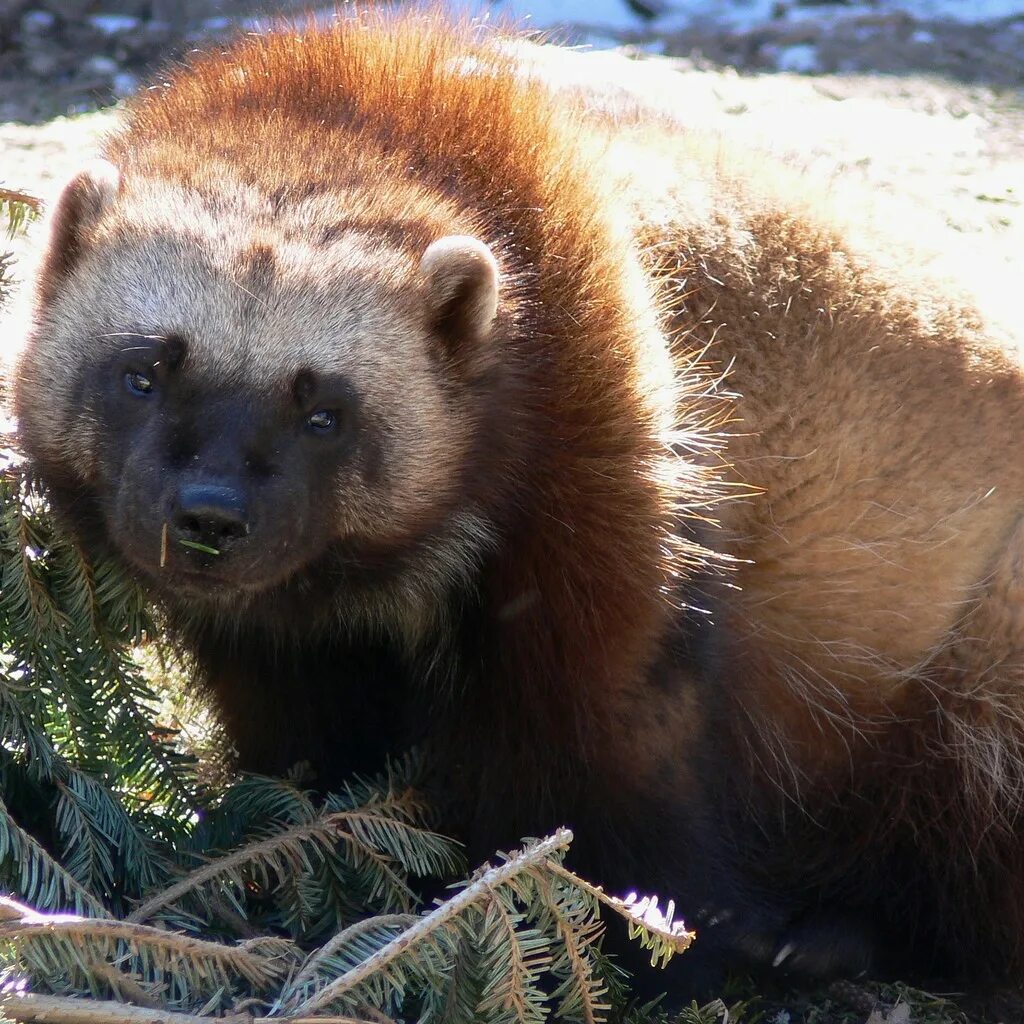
179 540 221 556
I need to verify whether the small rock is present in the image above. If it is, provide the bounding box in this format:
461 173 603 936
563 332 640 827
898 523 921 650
20 9 56 34
775 42 821 73
25 50 59 76
87 13 141 35
86 54 118 75
623 0 669 21
866 1003 911 1024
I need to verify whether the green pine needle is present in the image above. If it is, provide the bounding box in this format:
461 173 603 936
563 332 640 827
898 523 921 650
178 540 221 556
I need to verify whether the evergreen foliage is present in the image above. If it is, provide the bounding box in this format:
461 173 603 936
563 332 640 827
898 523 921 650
0 190 40 241
0 189 40 311
0 447 194 917
0 189 697 1024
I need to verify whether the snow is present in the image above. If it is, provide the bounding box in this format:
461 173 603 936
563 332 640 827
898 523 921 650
770 43 820 73
457 0 1024 39
87 13 141 35
85 55 118 75
291 0 1023 54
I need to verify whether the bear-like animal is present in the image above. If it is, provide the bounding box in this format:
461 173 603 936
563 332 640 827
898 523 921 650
14 10 1024 989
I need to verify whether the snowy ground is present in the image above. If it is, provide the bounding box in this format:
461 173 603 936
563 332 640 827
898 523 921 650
248 0 1024 81
1 0 1022 124
460 0 1024 78
476 0 1024 36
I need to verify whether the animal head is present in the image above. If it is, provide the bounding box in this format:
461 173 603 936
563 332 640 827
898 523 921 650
16 159 503 620
15 14 694 650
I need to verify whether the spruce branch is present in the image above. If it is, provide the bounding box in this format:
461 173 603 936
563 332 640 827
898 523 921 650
532 874 608 1024
290 917 417 991
0 994 387 1024
0 897 291 1003
0 186 37 311
277 827 690 1024
130 804 457 929
0 991 225 1024
56 768 168 901
128 820 342 925
213 777 316 835
54 559 198 825
289 1017 382 1024
289 830 574 1016
0 666 57 777
543 860 695 969
54 779 116 895
0 447 200 914
0 806 109 918
473 888 549 1024
0 188 41 238
85 962 165 1010
0 918 284 987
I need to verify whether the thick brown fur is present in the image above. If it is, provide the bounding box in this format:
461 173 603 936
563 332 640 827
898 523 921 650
14 8 1024 993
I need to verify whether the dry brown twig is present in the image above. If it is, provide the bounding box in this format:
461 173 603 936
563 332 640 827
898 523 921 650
0 188 41 213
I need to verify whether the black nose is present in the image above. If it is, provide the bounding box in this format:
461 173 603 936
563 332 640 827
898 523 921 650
172 484 249 548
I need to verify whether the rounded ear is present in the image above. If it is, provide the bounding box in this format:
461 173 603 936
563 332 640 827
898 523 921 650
419 235 499 345
37 159 120 309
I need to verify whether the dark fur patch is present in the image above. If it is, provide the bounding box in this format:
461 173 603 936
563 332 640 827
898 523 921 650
239 243 276 293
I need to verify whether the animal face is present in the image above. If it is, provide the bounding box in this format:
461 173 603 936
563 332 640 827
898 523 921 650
18 166 501 612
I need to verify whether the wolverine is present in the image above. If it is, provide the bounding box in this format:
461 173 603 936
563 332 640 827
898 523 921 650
14 9 1024 992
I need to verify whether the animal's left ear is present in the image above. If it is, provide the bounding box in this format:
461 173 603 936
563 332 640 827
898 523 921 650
419 235 499 346
37 159 121 309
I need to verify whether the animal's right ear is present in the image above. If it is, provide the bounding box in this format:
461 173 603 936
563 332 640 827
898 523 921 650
419 235 499 350
37 159 120 308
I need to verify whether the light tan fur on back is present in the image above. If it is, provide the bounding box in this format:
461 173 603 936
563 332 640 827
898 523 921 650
656 127 1024 766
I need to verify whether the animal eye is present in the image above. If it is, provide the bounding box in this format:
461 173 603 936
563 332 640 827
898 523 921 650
125 370 154 396
306 409 336 432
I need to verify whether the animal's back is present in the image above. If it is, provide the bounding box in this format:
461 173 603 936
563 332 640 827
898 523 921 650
608 112 1024 975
